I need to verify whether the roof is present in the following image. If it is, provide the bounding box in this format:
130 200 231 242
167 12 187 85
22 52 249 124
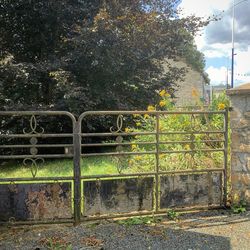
226 82 250 96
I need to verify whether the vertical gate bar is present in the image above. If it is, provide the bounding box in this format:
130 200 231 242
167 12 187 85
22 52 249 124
207 172 213 206
73 120 81 225
155 113 160 212
223 109 229 207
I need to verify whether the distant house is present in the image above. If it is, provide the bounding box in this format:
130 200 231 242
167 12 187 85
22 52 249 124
211 84 228 97
163 59 209 106
204 84 229 104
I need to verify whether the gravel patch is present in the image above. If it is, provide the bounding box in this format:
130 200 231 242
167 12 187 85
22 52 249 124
0 210 249 250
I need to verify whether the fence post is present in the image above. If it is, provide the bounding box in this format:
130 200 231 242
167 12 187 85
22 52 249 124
227 84 250 208
223 108 229 207
155 113 160 212
73 119 81 225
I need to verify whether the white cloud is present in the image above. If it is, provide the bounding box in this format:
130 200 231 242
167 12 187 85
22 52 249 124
206 66 228 85
179 0 232 53
235 47 250 73
179 0 230 18
179 0 250 86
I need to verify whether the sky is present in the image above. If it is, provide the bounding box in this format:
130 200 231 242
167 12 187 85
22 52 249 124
178 0 250 86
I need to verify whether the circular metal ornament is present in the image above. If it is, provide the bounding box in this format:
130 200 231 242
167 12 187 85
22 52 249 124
30 147 38 155
116 135 123 143
30 137 38 145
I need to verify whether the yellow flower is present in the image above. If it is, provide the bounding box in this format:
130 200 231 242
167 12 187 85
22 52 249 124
159 154 165 159
233 193 240 203
131 144 137 150
135 155 142 161
133 114 140 118
184 144 190 150
128 160 133 165
125 127 130 133
159 89 170 97
136 122 141 127
159 100 166 107
147 105 155 111
144 114 150 119
218 103 226 110
159 89 166 97
191 88 199 97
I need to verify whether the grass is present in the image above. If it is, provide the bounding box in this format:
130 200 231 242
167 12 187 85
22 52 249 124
0 157 120 178
0 152 224 179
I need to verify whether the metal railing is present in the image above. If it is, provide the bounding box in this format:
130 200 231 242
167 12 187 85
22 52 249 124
0 110 229 225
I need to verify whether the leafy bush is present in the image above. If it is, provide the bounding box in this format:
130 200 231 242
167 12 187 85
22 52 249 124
119 90 230 173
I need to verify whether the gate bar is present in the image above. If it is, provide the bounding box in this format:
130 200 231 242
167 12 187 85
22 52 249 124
155 114 160 212
223 108 229 207
73 120 81 225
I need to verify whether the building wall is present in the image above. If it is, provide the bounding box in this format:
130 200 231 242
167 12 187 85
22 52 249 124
162 59 206 106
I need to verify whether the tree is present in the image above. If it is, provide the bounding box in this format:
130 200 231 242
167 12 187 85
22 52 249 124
0 0 209 115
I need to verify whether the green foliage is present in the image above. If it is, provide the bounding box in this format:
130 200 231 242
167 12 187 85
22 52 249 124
0 0 209 117
232 201 247 214
117 216 162 226
0 93 230 177
181 36 206 74
124 92 228 173
209 91 230 112
167 209 179 220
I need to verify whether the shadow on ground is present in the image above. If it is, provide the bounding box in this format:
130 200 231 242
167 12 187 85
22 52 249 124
0 210 249 250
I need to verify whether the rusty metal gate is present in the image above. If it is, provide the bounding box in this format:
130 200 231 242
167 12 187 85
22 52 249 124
0 110 228 225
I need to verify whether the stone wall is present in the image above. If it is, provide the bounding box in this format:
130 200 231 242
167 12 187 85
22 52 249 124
163 59 206 106
227 83 250 208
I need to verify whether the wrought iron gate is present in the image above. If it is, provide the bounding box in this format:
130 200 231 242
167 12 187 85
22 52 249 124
0 110 228 225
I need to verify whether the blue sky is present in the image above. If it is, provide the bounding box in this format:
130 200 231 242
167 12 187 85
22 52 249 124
178 0 250 86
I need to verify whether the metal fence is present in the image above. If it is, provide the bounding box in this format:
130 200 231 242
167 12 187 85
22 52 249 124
0 110 228 225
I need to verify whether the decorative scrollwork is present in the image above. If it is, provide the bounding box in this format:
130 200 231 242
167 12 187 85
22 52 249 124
116 158 122 174
8 217 16 225
190 114 196 131
190 114 202 132
116 155 128 174
110 115 124 133
109 115 128 173
23 115 44 134
23 158 45 178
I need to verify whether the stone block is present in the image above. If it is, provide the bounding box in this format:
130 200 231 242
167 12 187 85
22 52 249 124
231 153 250 173
231 96 248 112
245 190 250 206
244 111 250 118
230 110 241 120
231 118 250 130
231 173 250 187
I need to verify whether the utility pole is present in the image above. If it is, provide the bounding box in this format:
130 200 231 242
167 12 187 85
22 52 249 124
230 0 248 88
231 0 235 89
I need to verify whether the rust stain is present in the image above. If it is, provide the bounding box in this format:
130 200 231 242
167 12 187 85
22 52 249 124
8 184 18 193
25 183 71 220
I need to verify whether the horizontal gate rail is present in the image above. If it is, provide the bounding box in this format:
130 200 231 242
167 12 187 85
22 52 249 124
0 111 76 225
0 109 229 225
78 109 228 221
